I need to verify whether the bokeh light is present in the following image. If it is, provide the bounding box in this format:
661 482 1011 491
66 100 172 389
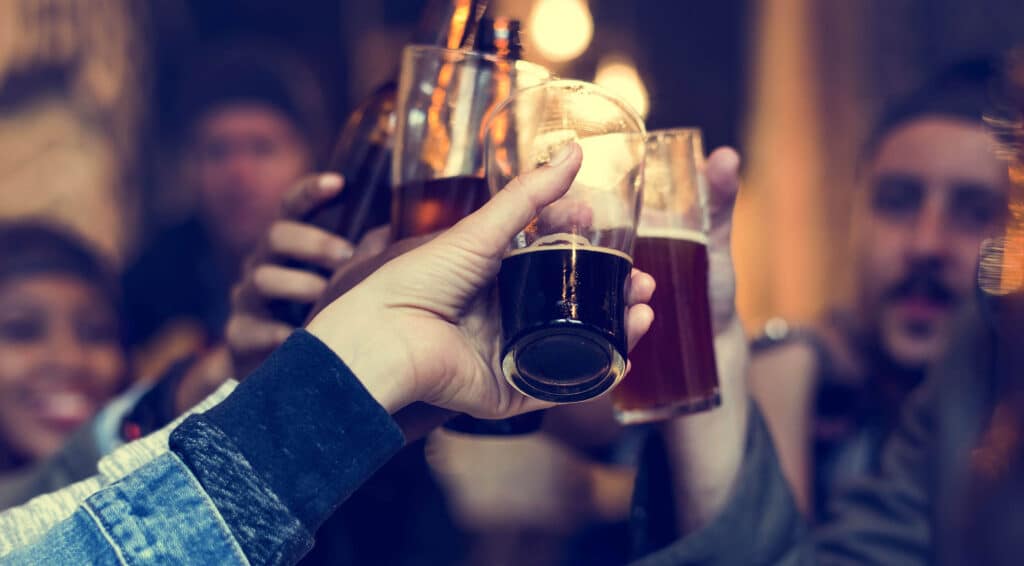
528 0 594 63
594 55 650 119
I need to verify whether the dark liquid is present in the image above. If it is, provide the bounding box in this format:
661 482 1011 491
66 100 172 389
391 176 490 239
613 236 720 423
499 246 632 403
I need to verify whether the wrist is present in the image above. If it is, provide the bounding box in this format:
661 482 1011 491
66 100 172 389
305 294 417 413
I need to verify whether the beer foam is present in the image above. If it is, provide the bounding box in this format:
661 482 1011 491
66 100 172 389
636 226 708 243
506 243 633 263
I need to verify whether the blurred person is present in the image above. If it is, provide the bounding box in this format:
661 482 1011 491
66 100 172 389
1 173 463 565
122 40 329 374
0 223 128 489
0 172 353 507
0 143 658 565
748 58 1010 515
613 64 1024 561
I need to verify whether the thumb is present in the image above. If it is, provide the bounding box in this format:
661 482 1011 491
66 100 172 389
703 147 742 331
705 147 741 249
436 142 583 260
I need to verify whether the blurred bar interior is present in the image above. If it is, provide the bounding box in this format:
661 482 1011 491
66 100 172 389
3 1 1024 564
6 0 1024 331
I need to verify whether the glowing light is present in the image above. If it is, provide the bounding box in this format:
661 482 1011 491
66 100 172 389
594 55 650 119
528 0 593 62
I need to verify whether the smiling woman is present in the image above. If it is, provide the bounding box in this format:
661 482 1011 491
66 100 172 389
0 222 128 473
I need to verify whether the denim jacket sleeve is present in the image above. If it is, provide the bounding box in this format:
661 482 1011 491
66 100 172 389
2 452 249 565
0 380 238 557
2 331 404 565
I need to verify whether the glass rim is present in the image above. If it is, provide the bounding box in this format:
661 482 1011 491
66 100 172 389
401 44 551 78
646 127 703 142
482 78 648 142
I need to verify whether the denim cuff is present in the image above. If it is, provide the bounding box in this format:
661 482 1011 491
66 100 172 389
170 330 405 563
172 417 313 564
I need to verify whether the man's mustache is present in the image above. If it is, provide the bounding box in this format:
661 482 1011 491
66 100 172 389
883 267 957 307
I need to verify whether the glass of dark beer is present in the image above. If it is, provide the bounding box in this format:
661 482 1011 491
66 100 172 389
391 45 549 240
611 128 721 424
484 80 646 403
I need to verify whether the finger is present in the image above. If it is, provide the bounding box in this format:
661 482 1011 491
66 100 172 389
705 147 741 250
267 221 354 269
537 197 594 235
280 173 344 219
354 225 391 260
252 264 328 303
226 314 293 355
626 303 654 352
627 269 655 306
439 142 583 260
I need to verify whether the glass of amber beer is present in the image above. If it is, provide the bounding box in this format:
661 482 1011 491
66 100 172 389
612 129 721 424
484 80 646 403
391 45 549 240
393 46 550 434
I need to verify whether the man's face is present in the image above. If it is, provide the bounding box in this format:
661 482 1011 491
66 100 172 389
857 116 1009 369
192 103 312 257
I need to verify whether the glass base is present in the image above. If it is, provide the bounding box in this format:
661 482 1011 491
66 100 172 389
613 391 722 425
502 326 626 403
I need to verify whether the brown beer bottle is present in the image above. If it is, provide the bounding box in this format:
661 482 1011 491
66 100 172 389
443 17 546 436
271 0 490 325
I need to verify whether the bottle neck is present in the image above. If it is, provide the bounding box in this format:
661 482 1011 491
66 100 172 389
473 17 523 60
412 0 490 49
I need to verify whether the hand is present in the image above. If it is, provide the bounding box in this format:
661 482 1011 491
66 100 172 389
226 174 355 377
309 227 429 317
307 143 655 418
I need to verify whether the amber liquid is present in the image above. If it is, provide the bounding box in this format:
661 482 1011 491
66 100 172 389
613 233 720 423
391 176 490 239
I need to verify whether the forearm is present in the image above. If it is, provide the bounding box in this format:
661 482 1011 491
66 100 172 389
633 399 807 565
5 332 405 565
661 317 750 533
169 330 405 564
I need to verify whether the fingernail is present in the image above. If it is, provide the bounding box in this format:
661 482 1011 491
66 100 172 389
320 173 344 191
547 143 575 167
330 240 353 261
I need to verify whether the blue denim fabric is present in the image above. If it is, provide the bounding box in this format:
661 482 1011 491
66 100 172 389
171 416 313 564
169 329 404 565
4 452 248 565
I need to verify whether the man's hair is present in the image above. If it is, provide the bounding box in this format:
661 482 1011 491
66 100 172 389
176 39 329 164
862 56 1004 164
